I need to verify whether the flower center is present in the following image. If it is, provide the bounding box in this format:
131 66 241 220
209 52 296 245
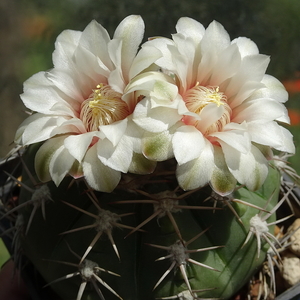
184 84 232 135
80 84 130 132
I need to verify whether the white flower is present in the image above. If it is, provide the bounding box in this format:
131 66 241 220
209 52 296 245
133 18 295 195
15 15 161 192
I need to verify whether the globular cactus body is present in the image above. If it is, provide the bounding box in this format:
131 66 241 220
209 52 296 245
16 143 280 300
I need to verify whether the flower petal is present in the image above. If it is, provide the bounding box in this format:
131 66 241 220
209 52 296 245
175 17 205 44
97 137 133 173
35 136 67 183
142 128 175 162
16 114 68 145
221 142 268 191
99 118 128 147
231 37 259 57
113 15 145 83
128 152 157 174
210 145 237 196
176 139 214 190
247 121 295 154
63 132 97 163
173 125 206 165
49 143 76 186
82 143 121 192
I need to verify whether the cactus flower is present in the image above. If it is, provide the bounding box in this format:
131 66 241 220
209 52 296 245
134 18 295 195
14 15 161 192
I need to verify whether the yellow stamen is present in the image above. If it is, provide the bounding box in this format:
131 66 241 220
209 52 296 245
80 84 129 132
184 85 231 135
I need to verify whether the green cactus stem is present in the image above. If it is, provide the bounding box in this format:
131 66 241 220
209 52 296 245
6 142 282 300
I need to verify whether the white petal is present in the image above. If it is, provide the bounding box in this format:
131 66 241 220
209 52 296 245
210 123 251 154
53 29 81 69
133 97 181 133
231 37 259 57
21 72 80 115
226 54 270 106
35 136 67 183
195 103 225 134
210 44 241 85
175 17 205 44
128 152 157 174
49 144 76 186
173 125 205 165
46 70 84 102
221 142 268 191
232 98 290 123
78 20 113 70
82 144 121 192
248 74 288 103
64 132 97 163
200 21 231 54
142 123 181 161
99 118 128 147
113 15 145 83
16 114 67 145
248 121 295 154
210 145 237 196
97 137 133 173
129 44 162 79
176 139 214 190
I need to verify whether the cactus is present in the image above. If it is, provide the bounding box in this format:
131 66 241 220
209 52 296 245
0 15 298 300
1 141 287 300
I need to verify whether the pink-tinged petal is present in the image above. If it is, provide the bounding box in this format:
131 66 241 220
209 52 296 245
176 139 214 190
97 137 133 173
128 152 157 174
113 15 145 83
210 145 237 196
64 132 97 163
35 136 67 183
247 121 295 154
49 144 76 186
99 118 127 147
172 125 205 165
231 37 259 57
220 143 268 191
16 114 68 145
82 144 121 192
175 17 205 44
210 123 251 154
